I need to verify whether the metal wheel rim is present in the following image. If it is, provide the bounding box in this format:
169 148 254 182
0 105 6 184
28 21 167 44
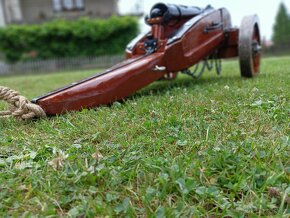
239 15 261 78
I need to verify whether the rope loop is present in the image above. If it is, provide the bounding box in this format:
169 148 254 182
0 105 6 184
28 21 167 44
0 86 46 120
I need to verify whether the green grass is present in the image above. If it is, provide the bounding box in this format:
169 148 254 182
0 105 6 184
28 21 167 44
0 56 289 217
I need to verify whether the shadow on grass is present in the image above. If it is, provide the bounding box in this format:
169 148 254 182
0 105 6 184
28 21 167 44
128 73 243 101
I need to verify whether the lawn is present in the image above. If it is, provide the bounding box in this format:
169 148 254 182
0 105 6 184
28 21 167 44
0 56 289 217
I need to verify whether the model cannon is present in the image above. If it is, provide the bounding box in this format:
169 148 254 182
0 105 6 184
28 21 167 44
32 3 262 115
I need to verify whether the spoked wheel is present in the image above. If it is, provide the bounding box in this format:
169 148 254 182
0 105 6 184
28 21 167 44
239 15 261 78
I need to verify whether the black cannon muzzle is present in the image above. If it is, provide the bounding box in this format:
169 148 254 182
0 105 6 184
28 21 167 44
148 3 202 25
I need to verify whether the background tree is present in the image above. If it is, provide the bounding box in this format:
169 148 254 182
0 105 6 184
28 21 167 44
272 2 290 46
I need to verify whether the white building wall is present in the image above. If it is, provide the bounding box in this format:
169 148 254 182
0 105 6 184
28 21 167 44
5 0 22 23
0 0 119 25
21 0 118 23
0 0 6 26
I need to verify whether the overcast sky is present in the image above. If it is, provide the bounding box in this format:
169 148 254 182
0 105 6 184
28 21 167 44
118 0 290 40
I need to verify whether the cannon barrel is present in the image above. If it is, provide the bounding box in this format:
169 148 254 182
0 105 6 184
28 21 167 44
148 3 202 24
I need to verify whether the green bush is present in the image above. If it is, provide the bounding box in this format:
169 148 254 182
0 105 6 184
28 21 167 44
0 16 139 63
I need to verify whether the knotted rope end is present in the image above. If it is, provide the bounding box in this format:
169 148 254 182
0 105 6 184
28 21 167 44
0 86 46 120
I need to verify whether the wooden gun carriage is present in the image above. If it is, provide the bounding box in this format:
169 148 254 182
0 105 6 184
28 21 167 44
32 2 262 115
